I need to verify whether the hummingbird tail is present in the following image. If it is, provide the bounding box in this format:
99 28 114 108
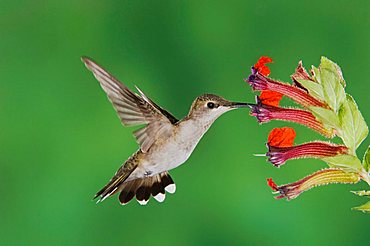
118 171 176 205
94 165 138 203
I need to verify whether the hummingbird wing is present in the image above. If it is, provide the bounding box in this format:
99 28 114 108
82 57 179 152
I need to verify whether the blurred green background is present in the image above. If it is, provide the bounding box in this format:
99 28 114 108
0 0 369 245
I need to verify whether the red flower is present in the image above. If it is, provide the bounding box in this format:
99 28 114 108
265 127 346 167
248 97 334 138
267 141 348 167
254 56 273 76
246 73 328 108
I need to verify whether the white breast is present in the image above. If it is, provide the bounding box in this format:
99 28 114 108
142 119 210 174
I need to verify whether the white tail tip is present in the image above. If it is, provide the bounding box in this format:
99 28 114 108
165 184 176 194
137 199 149 205
154 193 166 202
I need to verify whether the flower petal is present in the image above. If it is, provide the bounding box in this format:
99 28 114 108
259 90 283 107
267 178 278 191
267 127 296 148
254 56 273 76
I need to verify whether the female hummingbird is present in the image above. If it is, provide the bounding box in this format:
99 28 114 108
82 57 249 205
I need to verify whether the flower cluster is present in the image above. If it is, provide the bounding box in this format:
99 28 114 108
245 56 370 212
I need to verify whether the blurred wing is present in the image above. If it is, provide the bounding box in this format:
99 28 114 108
82 57 178 152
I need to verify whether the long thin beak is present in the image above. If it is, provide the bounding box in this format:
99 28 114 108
228 102 253 108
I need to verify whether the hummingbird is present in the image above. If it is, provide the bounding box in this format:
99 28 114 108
82 57 249 205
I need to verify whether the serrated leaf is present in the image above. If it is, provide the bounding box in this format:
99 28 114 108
363 146 370 171
296 79 325 102
351 190 370 197
322 154 363 173
352 201 370 213
320 57 346 87
309 106 340 130
320 69 346 113
338 94 368 152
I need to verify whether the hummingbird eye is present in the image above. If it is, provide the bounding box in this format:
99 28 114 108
207 102 215 109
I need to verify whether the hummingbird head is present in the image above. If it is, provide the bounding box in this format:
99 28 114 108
188 94 249 123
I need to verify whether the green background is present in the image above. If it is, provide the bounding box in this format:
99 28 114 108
1 0 369 245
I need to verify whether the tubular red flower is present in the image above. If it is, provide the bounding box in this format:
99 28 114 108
267 169 360 200
248 97 334 138
246 70 328 108
266 141 348 167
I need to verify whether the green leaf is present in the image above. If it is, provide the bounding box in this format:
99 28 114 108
319 68 346 113
363 146 370 171
296 79 325 102
310 58 347 113
311 66 321 84
320 57 346 87
309 106 340 130
352 201 370 213
322 154 363 173
351 190 370 197
338 94 369 152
